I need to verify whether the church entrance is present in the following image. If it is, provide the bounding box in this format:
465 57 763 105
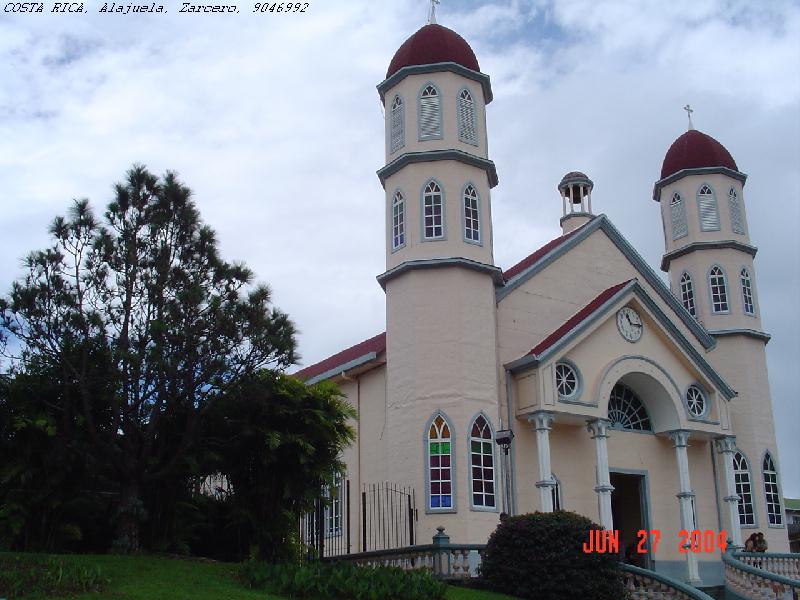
610 471 652 569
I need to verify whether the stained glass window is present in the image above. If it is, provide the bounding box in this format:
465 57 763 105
608 383 652 431
763 453 783 526
470 415 495 508
733 452 755 526
428 414 453 509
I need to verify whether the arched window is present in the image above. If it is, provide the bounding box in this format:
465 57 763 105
740 268 755 315
457 88 477 145
709 266 729 313
469 415 495 509
427 414 453 510
392 190 405 250
551 474 563 511
762 452 783 526
670 191 688 240
680 272 696 318
422 180 444 239
608 383 652 431
418 84 441 140
733 451 755 526
729 188 744 234
463 184 480 243
697 184 720 231
390 95 405 153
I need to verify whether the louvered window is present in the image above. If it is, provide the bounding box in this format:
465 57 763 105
740 268 755 315
392 190 405 250
418 85 441 140
680 272 697 318
390 95 405 153
457 88 477 145
670 192 688 239
423 180 444 239
463 184 480 242
733 452 755 526
709 266 729 313
729 188 744 234
697 184 720 231
762 453 783 526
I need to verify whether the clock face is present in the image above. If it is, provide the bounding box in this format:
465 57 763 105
616 307 643 342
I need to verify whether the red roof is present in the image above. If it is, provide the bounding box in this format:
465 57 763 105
660 129 738 180
294 332 386 381
387 24 480 79
502 225 585 281
528 280 633 357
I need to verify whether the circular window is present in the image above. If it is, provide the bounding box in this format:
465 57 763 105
686 385 706 417
555 362 579 399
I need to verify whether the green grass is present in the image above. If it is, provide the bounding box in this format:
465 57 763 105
2 553 519 600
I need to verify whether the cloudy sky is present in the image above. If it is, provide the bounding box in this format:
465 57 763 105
2 0 799 494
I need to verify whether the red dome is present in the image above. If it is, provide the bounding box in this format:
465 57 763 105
660 129 738 180
386 24 480 79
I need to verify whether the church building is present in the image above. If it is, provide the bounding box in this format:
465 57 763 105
295 18 790 585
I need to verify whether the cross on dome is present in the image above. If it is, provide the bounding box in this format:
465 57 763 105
684 104 694 131
428 0 440 24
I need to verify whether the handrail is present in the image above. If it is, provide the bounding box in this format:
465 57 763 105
724 551 800 588
620 563 716 600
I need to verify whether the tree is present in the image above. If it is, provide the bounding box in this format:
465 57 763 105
1 165 297 552
200 372 355 561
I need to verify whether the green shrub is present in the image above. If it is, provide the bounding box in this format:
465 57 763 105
239 559 446 600
480 511 625 600
0 554 108 598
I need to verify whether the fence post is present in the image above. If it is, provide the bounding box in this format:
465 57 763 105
346 479 351 554
361 489 367 552
407 494 414 546
432 526 450 577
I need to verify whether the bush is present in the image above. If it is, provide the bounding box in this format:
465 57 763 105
0 554 108 598
480 511 625 600
239 560 446 600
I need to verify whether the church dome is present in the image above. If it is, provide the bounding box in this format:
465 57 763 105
386 24 480 79
660 129 738 180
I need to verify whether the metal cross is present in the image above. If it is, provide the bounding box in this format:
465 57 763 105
683 104 694 130
428 0 440 24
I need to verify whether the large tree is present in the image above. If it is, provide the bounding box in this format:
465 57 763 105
0 165 296 551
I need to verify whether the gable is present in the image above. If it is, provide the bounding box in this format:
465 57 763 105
496 216 715 372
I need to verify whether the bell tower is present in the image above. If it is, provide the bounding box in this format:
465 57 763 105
376 20 503 544
654 122 789 551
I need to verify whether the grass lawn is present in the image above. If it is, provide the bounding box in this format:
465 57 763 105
2 554 519 600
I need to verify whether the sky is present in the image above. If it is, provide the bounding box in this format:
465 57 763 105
1 1 798 495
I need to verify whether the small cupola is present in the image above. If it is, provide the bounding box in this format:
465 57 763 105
559 171 594 233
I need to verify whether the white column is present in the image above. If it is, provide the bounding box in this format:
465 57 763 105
670 430 701 585
715 436 743 549
587 189 593 214
529 412 555 512
561 191 567 216
579 184 585 212
587 418 614 529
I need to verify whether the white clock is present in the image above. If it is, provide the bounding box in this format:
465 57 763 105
616 307 643 342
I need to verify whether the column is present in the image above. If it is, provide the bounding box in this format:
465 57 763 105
715 436 743 549
587 418 614 529
578 184 585 212
529 412 555 512
670 430 701 585
561 192 567 217
587 189 593 214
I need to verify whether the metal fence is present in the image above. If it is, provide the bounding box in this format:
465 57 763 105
361 482 416 552
301 478 351 558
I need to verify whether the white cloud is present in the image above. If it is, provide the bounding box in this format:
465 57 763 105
2 0 799 494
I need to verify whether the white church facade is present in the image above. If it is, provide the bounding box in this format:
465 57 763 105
296 21 790 585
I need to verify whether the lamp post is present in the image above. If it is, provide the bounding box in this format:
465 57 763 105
495 429 515 516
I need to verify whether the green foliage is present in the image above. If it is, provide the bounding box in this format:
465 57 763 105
200 373 355 561
0 554 108 598
480 511 625 600
239 560 447 600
